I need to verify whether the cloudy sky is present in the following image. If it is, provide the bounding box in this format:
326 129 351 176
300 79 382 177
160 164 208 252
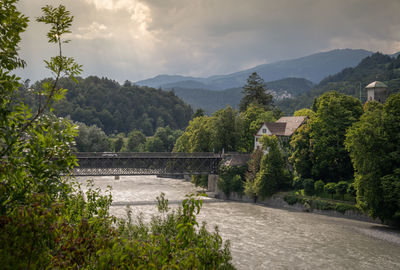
15 0 400 83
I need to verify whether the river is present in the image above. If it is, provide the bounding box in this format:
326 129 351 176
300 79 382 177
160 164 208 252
76 175 400 270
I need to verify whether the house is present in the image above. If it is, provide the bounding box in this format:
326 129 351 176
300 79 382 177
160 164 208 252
254 116 306 149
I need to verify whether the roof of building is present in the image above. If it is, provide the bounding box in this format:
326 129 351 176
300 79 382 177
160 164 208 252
264 122 287 136
256 116 306 137
365 81 388 89
276 116 306 136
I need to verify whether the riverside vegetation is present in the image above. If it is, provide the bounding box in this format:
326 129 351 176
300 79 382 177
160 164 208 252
0 2 234 268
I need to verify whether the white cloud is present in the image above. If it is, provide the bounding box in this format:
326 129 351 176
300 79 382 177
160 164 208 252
74 22 112 40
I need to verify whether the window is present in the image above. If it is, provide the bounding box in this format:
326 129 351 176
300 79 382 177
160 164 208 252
255 137 258 142
262 129 267 133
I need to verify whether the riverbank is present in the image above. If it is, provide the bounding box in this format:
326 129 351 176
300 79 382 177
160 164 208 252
208 189 381 224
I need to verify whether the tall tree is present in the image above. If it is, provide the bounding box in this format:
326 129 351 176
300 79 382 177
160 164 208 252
253 135 291 198
345 95 400 223
239 72 273 112
309 91 363 181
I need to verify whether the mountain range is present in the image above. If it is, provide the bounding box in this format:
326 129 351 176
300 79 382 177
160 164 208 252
135 49 373 90
134 49 400 115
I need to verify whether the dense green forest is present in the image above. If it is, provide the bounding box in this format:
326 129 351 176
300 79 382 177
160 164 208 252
277 52 400 114
21 76 193 136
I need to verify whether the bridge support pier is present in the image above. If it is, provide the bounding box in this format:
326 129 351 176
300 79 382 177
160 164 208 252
207 174 219 192
115 175 120 180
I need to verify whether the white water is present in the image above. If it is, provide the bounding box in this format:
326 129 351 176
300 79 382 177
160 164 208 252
76 175 400 270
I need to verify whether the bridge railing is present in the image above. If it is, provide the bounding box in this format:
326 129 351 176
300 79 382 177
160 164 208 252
72 152 223 176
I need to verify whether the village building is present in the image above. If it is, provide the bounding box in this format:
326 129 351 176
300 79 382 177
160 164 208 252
254 116 306 150
366 81 388 103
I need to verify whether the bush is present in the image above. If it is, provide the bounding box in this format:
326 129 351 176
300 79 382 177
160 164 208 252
347 182 356 197
336 181 348 200
325 183 336 199
303 178 315 196
292 176 304 190
218 165 247 197
283 194 300 205
314 180 325 195
334 203 359 214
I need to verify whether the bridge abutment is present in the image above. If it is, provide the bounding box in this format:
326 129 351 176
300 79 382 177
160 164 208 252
208 174 219 192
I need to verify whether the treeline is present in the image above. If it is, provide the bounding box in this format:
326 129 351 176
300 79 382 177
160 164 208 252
74 122 183 153
20 76 193 136
277 52 400 114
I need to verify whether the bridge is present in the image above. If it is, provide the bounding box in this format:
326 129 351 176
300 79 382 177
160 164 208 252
73 152 224 176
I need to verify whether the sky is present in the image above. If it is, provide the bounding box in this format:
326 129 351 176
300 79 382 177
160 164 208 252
15 0 400 83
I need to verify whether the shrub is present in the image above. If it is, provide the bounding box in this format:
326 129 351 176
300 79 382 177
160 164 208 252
336 181 348 200
218 165 247 197
314 180 325 195
325 183 336 199
283 194 300 205
347 182 356 197
303 178 315 196
334 203 359 214
314 199 335 211
292 176 304 190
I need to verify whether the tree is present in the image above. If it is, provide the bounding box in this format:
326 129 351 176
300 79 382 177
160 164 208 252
345 95 400 223
309 91 363 181
289 118 313 179
174 116 213 152
113 134 125 152
1 2 81 213
239 103 275 152
193 108 205 118
126 130 146 152
211 106 241 152
253 135 291 198
244 148 264 199
239 72 273 112
75 122 111 152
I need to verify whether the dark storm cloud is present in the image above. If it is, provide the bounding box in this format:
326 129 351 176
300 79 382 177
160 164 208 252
14 0 400 82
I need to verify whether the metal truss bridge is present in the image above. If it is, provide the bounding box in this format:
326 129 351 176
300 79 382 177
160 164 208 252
73 152 224 176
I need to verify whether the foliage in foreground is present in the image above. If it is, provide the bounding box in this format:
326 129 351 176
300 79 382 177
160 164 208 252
0 2 234 268
0 185 234 269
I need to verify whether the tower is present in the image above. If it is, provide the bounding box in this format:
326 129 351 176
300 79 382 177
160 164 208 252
365 81 388 103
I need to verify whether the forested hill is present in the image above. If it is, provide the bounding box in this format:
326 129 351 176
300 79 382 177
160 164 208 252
277 52 400 114
170 77 314 114
27 76 193 135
